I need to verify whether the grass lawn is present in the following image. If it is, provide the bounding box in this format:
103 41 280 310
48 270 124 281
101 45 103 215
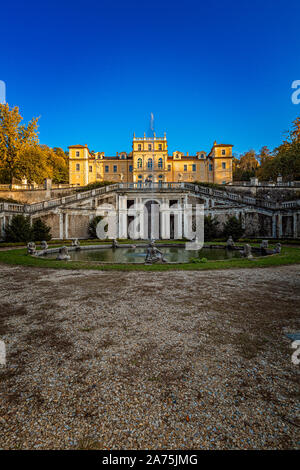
0 244 299 271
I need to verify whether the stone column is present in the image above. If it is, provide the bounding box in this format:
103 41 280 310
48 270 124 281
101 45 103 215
277 213 282 238
174 204 183 239
0 216 5 238
136 197 145 240
160 200 170 239
272 214 277 238
293 213 298 239
183 203 192 239
118 195 128 239
64 213 69 239
240 211 246 229
59 213 64 239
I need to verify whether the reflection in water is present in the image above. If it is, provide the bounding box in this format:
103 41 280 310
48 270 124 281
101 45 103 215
46 246 243 263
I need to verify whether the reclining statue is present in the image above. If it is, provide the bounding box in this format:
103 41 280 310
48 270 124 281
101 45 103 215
145 241 167 264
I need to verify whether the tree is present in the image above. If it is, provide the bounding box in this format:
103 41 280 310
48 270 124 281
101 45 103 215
32 218 52 241
204 215 219 241
41 145 69 184
0 104 39 184
88 216 104 239
17 145 49 184
223 216 244 241
4 214 33 242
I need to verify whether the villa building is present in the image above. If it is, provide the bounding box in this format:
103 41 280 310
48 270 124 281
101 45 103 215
69 134 233 186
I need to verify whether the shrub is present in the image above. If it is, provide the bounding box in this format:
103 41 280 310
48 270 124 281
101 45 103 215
32 218 52 241
4 215 32 242
223 216 244 241
204 215 220 241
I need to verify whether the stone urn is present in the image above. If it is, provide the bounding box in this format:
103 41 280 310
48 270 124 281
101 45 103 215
274 243 281 254
27 242 36 255
40 240 48 251
71 238 81 250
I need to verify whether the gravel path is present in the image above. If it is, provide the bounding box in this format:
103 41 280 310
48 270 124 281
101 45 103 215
0 264 299 450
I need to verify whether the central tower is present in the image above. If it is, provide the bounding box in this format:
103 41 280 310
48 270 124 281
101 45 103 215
132 132 168 184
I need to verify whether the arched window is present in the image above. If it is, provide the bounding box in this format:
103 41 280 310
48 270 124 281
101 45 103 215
158 158 163 169
147 158 153 169
137 158 142 168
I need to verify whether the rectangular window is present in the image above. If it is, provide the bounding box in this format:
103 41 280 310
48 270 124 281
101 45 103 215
192 164 196 172
89 166 92 172
222 149 226 155
113 165 117 173
76 163 80 171
209 164 213 171
148 144 152 151
222 162 226 169
184 165 187 171
138 144 141 151
105 165 109 173
168 164 171 171
159 144 162 150
129 165 133 172
76 151 80 157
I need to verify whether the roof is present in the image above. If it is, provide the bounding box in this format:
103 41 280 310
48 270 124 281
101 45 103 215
213 144 233 147
167 156 200 161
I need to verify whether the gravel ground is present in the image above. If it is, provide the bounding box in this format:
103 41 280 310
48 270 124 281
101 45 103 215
0 264 299 450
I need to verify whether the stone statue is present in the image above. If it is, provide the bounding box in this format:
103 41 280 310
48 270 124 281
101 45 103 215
40 240 48 250
112 239 119 249
145 241 167 264
71 238 80 250
243 244 253 259
260 239 269 254
260 240 268 249
226 236 235 249
274 243 281 254
56 246 70 261
27 242 36 255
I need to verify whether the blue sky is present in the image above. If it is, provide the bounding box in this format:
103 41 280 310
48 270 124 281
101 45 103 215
1 0 300 156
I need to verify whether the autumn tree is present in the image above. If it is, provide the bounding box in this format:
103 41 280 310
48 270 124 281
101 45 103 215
0 104 39 184
233 150 259 181
259 117 300 181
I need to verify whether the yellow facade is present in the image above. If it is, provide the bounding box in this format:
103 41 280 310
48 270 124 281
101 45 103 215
69 134 233 186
